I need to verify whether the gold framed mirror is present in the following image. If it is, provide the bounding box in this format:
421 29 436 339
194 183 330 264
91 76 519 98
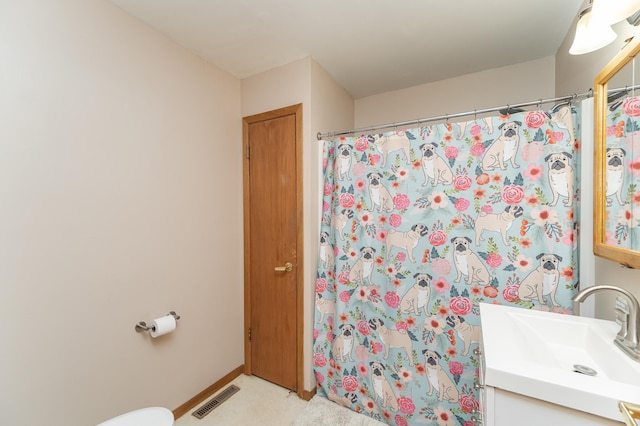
594 36 640 268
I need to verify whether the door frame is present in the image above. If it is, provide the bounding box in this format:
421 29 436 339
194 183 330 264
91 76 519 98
242 103 304 397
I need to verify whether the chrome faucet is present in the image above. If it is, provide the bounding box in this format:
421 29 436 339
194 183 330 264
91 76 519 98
573 285 640 362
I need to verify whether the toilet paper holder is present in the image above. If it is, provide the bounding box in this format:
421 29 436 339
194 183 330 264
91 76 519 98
135 311 181 333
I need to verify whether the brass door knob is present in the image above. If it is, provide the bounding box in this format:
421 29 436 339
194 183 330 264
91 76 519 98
274 262 293 272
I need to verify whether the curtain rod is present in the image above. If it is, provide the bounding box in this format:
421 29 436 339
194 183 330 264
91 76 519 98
317 91 593 140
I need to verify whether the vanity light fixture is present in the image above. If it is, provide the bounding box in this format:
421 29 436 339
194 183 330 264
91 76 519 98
569 4 617 55
570 0 640 55
591 0 640 25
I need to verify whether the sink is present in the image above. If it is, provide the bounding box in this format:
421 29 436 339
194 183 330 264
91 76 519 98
480 303 640 421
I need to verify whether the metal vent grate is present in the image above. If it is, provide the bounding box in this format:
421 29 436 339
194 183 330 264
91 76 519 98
192 385 240 419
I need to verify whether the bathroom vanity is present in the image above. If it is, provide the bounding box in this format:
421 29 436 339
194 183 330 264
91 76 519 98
478 303 640 425
479 384 621 425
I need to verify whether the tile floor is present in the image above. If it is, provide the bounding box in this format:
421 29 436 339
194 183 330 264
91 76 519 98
174 374 309 426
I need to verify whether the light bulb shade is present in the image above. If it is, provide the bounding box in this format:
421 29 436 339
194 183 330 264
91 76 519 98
591 0 640 25
569 9 617 55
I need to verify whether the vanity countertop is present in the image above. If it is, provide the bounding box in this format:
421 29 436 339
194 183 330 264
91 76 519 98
480 303 640 421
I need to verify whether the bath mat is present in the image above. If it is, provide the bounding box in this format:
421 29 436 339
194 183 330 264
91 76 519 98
291 395 385 426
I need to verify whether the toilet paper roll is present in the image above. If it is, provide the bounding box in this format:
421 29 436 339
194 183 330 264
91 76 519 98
149 315 176 338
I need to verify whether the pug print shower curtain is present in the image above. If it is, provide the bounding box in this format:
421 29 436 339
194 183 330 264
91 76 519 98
313 106 580 426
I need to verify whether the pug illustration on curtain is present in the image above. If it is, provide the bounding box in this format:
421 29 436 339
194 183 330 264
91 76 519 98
604 95 640 250
313 105 580 426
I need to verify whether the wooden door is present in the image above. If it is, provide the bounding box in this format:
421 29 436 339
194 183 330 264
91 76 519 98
242 104 302 393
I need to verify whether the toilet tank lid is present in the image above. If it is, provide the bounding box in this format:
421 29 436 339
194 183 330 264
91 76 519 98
96 407 174 426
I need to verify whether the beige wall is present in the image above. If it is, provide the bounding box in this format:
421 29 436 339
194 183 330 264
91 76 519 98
241 56 354 391
0 1 243 425
355 56 556 128
556 17 640 320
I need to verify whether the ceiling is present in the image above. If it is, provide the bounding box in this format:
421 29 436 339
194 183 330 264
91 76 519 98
109 0 585 99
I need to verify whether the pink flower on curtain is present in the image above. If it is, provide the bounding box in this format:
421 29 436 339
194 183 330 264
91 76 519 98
454 198 470 212
385 292 400 308
623 96 640 116
470 142 485 157
326 331 334 343
432 277 451 294
523 163 544 181
459 394 479 414
394 414 409 426
450 296 472 315
445 146 458 160
502 285 520 302
485 253 502 268
525 110 546 128
480 205 493 214
449 361 464 376
314 352 327 367
357 320 370 336
389 213 402 227
394 194 411 210
470 124 482 135
397 397 416 415
354 136 369 151
429 230 447 246
339 193 355 208
453 175 472 191
342 375 359 392
396 321 408 332
316 278 328 293
501 184 525 204
339 290 351 302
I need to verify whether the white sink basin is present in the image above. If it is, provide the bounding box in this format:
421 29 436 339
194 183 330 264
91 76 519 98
480 303 640 421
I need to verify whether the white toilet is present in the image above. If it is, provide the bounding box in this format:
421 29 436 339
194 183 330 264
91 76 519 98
97 407 174 426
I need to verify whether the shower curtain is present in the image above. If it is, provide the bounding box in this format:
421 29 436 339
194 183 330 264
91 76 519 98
313 106 580 426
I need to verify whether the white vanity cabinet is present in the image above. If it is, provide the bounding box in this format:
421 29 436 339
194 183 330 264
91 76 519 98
479 385 622 425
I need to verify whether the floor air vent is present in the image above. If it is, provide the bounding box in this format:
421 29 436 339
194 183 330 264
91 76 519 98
192 384 240 419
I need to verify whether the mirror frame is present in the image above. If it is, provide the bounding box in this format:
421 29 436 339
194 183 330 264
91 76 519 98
594 37 640 268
